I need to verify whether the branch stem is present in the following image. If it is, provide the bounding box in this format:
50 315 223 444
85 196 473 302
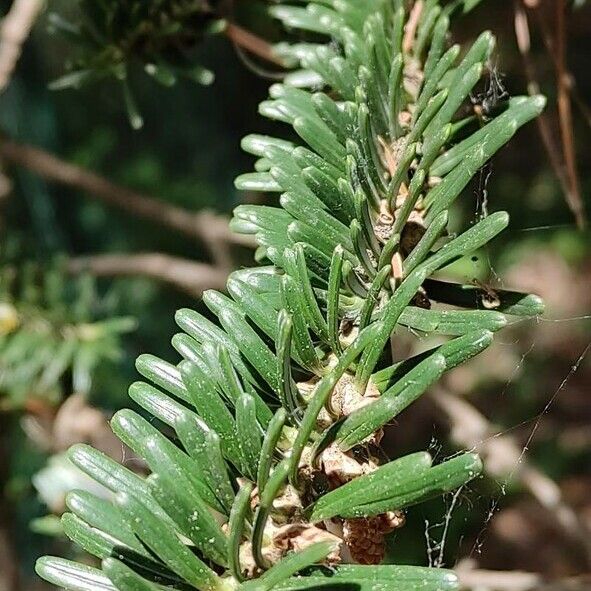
0 0 43 92
224 23 286 68
0 136 255 269
67 253 227 298
555 0 585 228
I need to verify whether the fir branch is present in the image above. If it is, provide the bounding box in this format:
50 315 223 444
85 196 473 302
34 2 547 590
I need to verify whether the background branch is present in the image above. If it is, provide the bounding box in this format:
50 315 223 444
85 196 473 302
529 2 591 131
457 562 591 591
513 3 569 204
514 0 586 229
0 136 256 270
224 23 287 68
67 253 228 298
431 386 591 566
456 563 542 591
0 0 43 92
555 0 585 229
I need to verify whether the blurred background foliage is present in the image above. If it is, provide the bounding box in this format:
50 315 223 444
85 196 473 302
0 0 589 589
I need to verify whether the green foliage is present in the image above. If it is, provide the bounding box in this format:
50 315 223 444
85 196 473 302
0 260 135 409
48 0 224 128
37 1 545 590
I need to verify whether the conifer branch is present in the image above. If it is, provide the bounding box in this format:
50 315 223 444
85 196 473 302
33 3 547 590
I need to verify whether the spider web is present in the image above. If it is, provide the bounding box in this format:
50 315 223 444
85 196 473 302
421 232 591 570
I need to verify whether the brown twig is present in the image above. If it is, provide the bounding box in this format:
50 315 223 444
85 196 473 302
67 253 228 298
515 0 586 229
224 23 287 68
0 136 256 270
456 562 591 591
555 0 585 228
530 7 591 132
403 0 424 54
455 562 543 591
0 0 43 92
513 2 570 209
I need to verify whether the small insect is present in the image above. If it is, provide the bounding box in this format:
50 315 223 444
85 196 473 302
472 278 501 310
309 470 331 499
411 287 431 310
471 63 509 122
306 564 338 577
